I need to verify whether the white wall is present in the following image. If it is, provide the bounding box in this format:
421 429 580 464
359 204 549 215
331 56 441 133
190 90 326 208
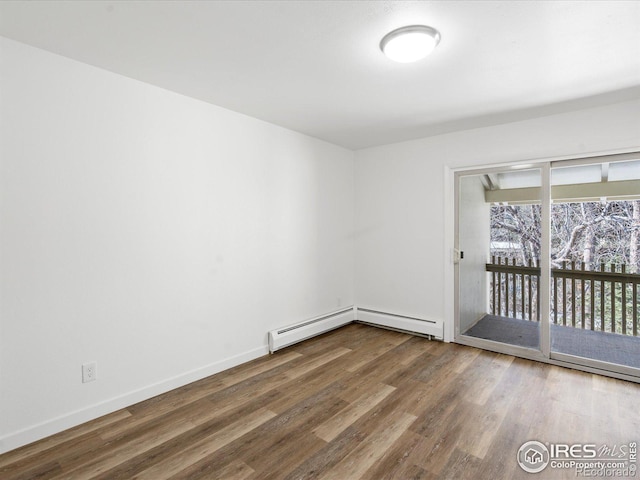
355 99 640 341
0 37 354 452
2 33 639 455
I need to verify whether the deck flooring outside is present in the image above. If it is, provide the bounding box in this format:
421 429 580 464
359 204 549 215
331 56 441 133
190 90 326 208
464 314 640 369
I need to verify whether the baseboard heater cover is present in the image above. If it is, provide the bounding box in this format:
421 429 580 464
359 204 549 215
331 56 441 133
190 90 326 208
268 307 356 352
356 308 444 340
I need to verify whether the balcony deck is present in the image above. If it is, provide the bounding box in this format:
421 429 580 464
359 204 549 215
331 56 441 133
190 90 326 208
463 314 640 369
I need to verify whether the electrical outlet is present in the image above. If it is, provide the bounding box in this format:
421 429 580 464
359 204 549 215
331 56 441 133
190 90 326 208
82 362 97 383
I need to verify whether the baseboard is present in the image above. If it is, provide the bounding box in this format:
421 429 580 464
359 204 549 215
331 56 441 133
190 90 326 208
268 306 356 352
0 345 268 455
1 306 444 454
356 308 444 340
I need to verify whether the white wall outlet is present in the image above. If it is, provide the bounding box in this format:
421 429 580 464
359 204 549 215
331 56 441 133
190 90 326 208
82 361 97 383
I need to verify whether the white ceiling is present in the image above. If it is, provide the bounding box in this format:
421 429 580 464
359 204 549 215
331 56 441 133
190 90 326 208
1 0 639 150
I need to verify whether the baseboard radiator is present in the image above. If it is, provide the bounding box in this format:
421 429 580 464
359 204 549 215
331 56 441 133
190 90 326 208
356 308 444 340
268 307 356 353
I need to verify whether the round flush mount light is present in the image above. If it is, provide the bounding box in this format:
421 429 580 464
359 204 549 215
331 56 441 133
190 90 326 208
380 25 441 63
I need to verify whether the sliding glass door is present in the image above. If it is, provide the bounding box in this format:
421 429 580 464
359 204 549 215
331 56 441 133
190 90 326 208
456 166 545 355
455 152 640 380
550 158 640 375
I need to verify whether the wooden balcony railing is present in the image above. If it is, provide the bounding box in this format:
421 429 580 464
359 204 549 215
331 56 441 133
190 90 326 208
486 256 640 336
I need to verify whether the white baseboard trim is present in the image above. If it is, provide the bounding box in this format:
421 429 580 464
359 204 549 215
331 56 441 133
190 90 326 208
356 308 444 340
1 306 445 454
0 345 268 455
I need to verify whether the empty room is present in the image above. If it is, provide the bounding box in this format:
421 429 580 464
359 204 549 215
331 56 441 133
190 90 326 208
1 1 639 479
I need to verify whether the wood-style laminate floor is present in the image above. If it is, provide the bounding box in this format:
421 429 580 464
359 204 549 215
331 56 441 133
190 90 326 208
1 323 639 480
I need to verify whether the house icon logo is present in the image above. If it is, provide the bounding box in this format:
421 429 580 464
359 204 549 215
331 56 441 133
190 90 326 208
517 441 550 473
525 448 543 463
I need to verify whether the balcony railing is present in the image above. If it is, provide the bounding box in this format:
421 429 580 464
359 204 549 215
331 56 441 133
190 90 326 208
486 256 640 336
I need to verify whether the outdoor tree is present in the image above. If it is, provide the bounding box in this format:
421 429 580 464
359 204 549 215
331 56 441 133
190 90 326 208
490 200 640 272
489 200 640 334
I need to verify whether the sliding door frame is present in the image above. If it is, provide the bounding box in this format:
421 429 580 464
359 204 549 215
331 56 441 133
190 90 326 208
454 163 548 363
453 150 640 383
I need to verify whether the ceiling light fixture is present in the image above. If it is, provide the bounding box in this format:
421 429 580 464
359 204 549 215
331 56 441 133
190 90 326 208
380 25 441 63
